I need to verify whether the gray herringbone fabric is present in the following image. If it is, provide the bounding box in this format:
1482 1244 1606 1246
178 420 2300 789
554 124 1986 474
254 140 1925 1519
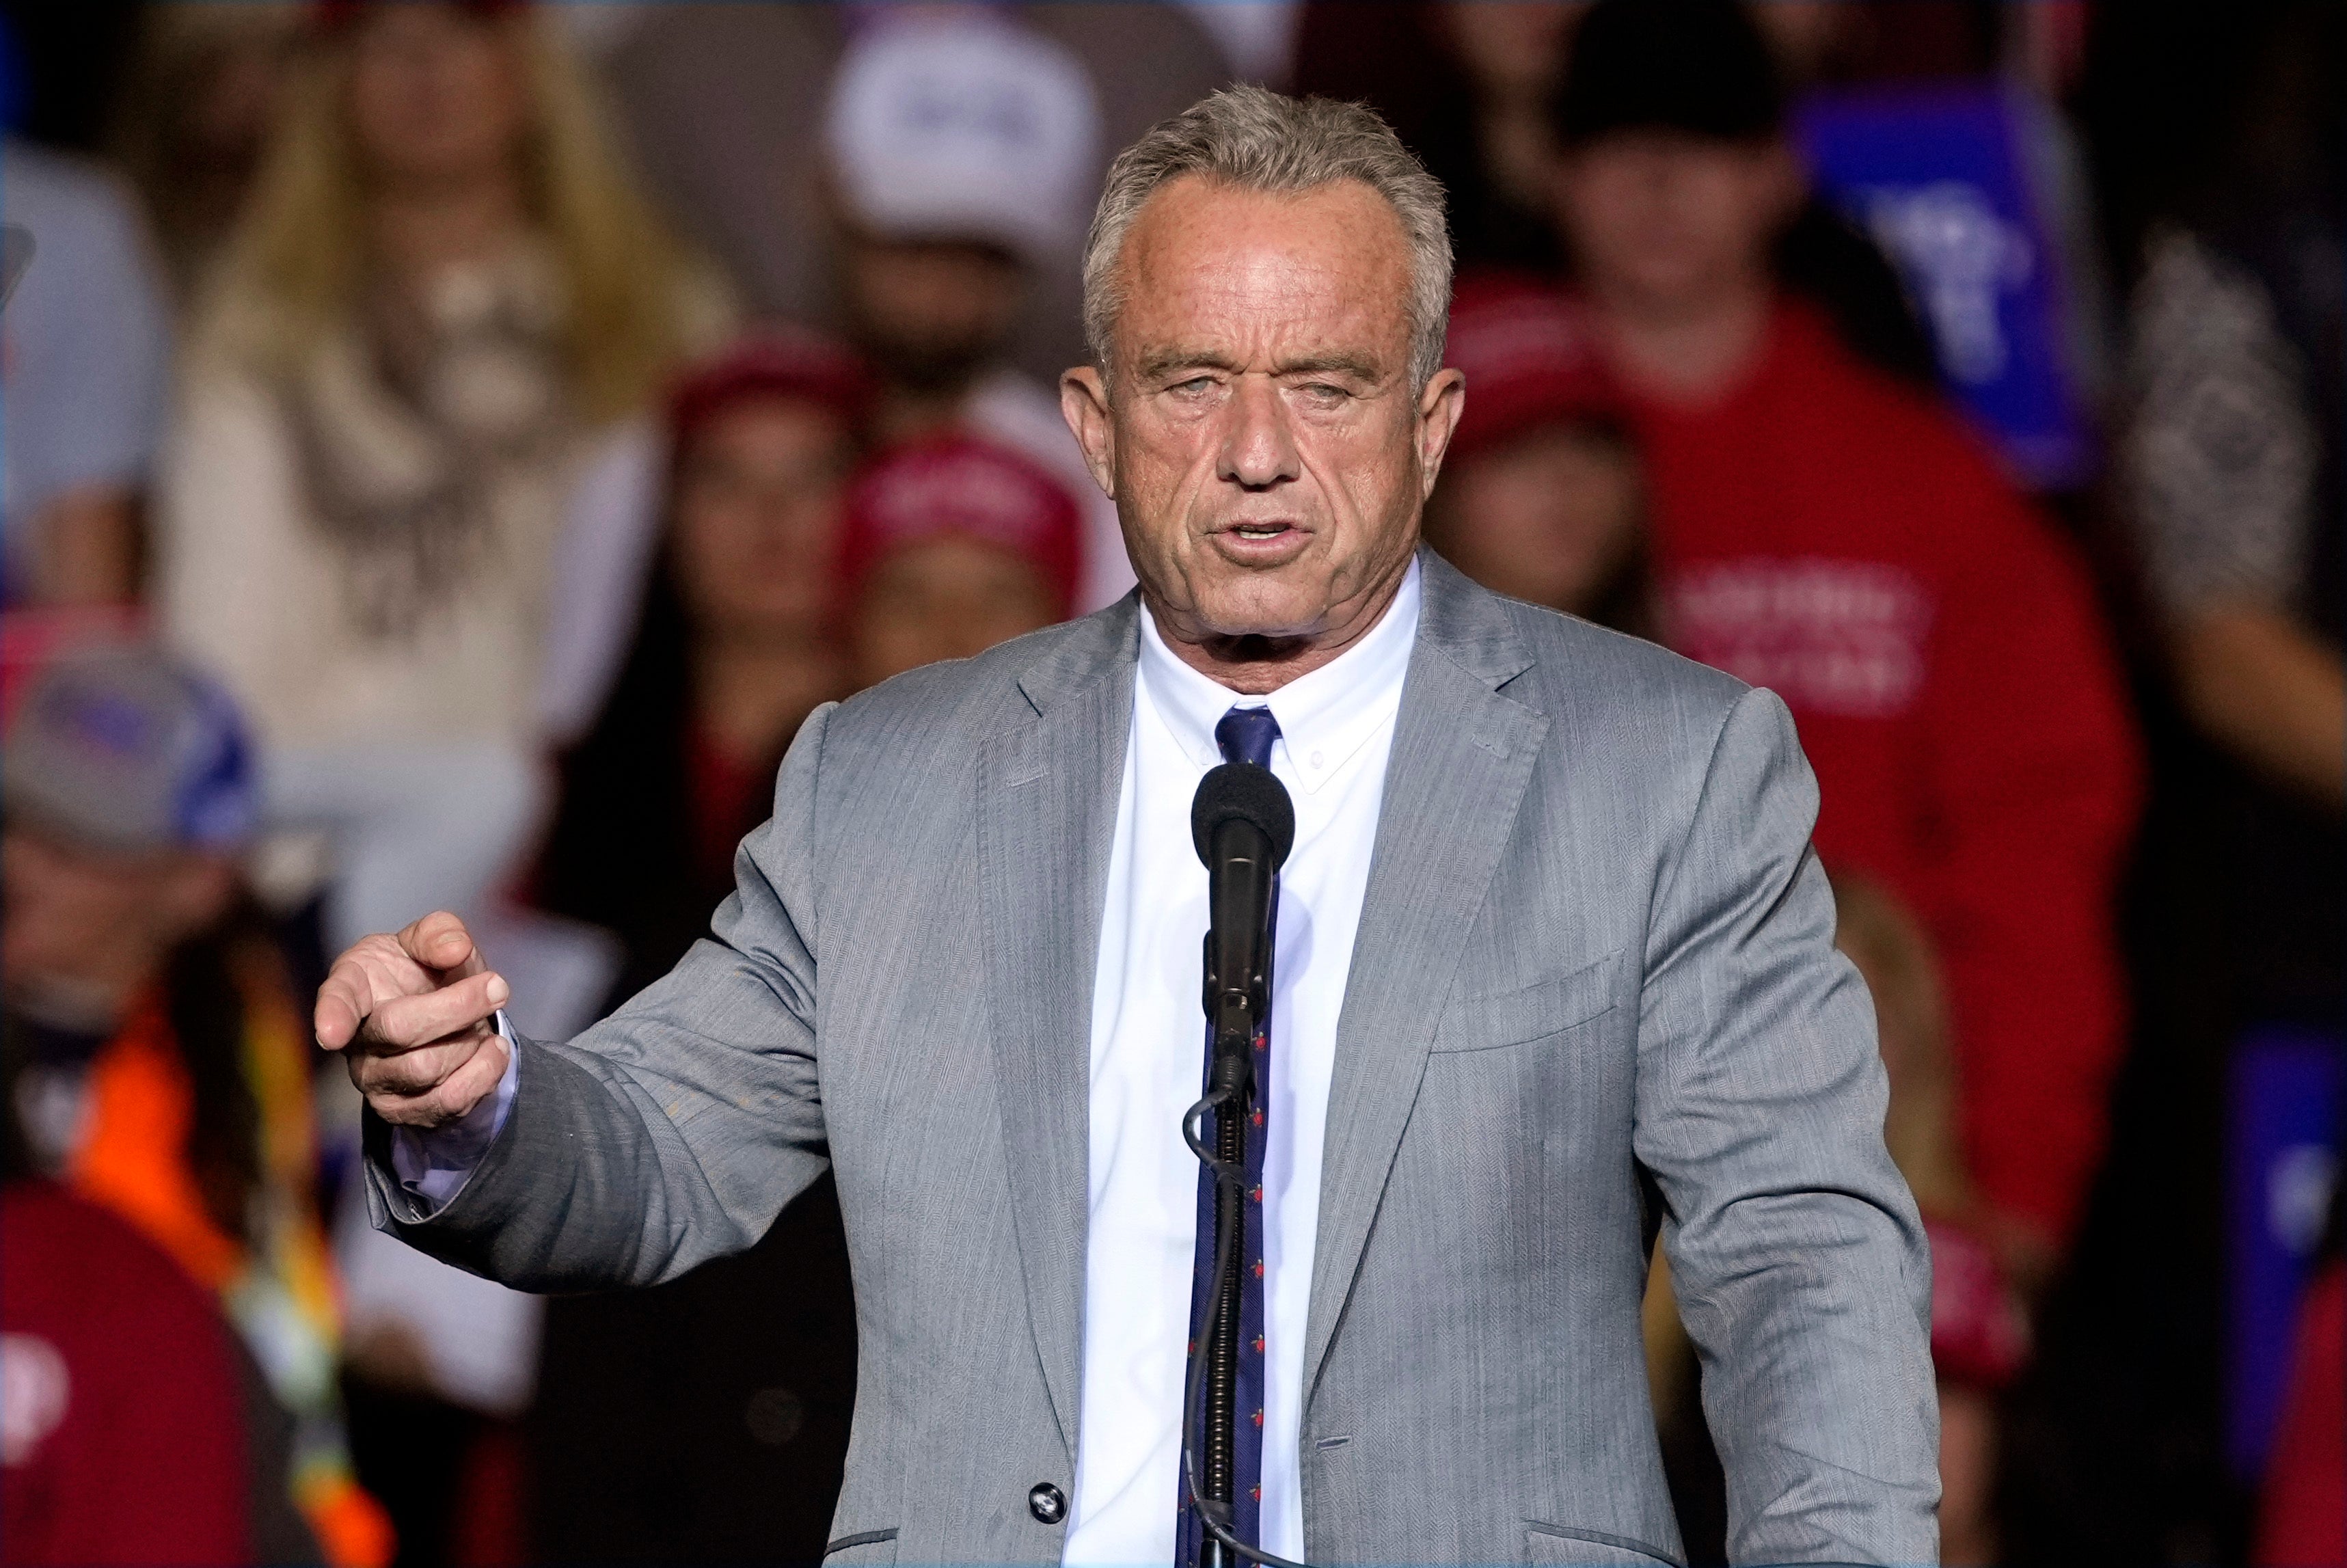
366 550 1938 1567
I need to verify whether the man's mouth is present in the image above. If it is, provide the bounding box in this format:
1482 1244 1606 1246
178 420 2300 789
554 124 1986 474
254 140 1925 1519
1207 519 1313 564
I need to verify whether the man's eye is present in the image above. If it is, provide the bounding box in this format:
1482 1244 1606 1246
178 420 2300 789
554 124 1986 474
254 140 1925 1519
1168 376 1217 395
1301 383 1351 401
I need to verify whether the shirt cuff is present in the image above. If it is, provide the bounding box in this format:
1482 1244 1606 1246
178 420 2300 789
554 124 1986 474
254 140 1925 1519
386 1012 519 1211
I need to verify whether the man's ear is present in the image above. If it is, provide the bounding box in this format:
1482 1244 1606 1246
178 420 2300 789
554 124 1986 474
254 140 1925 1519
1415 367 1467 501
1059 365 1117 500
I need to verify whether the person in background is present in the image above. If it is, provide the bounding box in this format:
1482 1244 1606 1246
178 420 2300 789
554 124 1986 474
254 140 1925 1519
109 3 306 310
2096 13 2340 1555
1423 3 1581 268
1 11 173 606
599 2 1230 397
159 0 726 954
523 332 868 1565
1 1183 256 1566
602 5 1219 619
1288 1 1936 388
819 12 1130 617
837 431 1084 691
536 333 868 1036
1944 8 2346 1556
1425 273 1650 636
2115 11 2341 989
0 644 388 1568
1547 0 2141 1288
1289 2 1572 275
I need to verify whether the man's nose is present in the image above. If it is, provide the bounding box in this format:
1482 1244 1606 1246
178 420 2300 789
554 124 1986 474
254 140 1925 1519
1216 375 1301 492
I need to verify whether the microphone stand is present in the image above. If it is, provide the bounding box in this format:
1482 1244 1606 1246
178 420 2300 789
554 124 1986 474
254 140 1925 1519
1194 1000 1256 1568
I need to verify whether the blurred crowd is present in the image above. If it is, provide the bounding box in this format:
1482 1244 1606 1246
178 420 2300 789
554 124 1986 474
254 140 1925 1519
0 2 2336 1566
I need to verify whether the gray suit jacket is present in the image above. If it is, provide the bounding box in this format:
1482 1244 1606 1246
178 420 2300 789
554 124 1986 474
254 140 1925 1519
368 552 1938 1567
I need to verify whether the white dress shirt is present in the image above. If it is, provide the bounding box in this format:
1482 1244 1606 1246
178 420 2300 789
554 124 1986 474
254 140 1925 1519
394 563 1422 1565
1068 562 1418 1565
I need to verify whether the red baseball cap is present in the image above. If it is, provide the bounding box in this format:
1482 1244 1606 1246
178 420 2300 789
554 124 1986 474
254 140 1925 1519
1443 273 1626 461
837 433 1085 621
667 331 877 455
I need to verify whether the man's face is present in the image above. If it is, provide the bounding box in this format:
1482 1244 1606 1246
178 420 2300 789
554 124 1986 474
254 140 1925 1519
346 3 528 193
1551 131 1802 316
1430 424 1643 617
1 829 234 1023
851 536 1060 688
1063 177 1463 660
839 234 1027 392
672 395 854 641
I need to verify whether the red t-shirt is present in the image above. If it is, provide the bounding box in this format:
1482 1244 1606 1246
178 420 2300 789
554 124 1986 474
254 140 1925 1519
1628 302 2143 1243
1 1182 251 1566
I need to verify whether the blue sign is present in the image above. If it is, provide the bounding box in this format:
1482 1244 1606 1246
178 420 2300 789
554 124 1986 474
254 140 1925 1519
2223 1028 2343 1476
1796 81 2095 489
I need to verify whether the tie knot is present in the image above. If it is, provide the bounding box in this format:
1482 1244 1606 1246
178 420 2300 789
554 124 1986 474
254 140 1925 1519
1215 705 1281 770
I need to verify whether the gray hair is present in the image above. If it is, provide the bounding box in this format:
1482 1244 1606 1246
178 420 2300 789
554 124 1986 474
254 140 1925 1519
1080 86 1453 390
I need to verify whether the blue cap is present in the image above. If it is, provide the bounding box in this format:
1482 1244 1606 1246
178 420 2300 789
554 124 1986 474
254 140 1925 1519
3 645 256 853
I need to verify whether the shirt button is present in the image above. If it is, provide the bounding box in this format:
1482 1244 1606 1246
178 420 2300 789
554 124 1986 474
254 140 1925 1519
1310 750 1325 769
1028 1482 1066 1524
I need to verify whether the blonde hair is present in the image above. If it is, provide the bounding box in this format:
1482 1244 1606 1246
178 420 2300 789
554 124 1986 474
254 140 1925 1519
201 8 702 422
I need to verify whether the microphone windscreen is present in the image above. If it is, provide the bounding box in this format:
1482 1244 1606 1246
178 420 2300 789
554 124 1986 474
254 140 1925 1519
1191 762 1296 869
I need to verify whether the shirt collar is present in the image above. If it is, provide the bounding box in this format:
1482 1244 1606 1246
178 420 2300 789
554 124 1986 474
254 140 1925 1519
1137 558 1422 796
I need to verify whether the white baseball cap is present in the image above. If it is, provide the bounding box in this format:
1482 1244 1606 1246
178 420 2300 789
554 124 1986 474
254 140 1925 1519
824 14 1102 268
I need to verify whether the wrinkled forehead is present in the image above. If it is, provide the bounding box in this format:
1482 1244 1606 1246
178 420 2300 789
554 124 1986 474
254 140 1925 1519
1111 176 1417 376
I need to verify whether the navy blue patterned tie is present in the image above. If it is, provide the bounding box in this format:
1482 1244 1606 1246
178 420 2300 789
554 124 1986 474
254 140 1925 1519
1179 705 1281 1565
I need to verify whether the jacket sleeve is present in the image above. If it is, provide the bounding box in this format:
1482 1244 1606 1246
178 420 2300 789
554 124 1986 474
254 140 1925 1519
1635 686 1940 1567
362 703 840 1291
1917 487 2143 1244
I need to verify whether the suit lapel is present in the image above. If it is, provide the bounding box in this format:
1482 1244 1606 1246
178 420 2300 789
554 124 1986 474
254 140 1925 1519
976 604 1138 1459
1302 553 1549 1405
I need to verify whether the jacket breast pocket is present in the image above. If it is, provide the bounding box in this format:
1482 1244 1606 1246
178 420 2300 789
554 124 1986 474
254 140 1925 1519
1433 949 1623 1054
822 1528 897 1565
1523 1521 1682 1567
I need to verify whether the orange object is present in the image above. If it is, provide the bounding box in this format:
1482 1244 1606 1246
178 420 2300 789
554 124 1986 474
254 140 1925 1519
66 997 247 1291
301 1470 399 1568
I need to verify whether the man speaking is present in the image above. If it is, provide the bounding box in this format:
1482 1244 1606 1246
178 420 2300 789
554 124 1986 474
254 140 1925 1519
318 89 1937 1568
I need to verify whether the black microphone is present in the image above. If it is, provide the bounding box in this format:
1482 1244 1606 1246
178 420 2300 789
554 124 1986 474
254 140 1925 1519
1191 763 1295 1059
